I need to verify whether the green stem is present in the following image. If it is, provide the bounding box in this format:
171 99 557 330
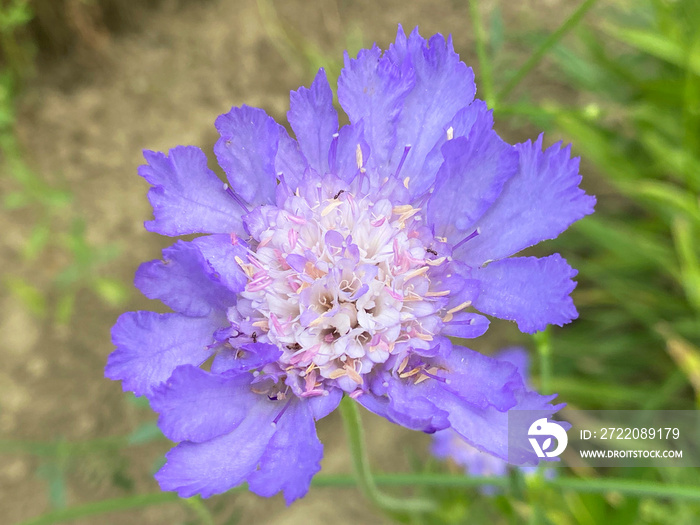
17 492 181 525
495 0 599 103
551 477 700 501
338 396 435 514
534 327 552 395
0 436 129 456
17 475 700 524
182 496 215 525
313 473 509 489
468 0 495 107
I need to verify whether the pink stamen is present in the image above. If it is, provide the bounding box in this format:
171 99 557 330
287 275 300 292
304 370 318 391
300 389 326 398
302 344 321 361
349 389 364 399
386 286 403 301
270 313 284 334
370 217 386 227
247 276 272 292
288 214 307 225
347 192 356 213
247 254 266 270
230 232 239 245
288 229 298 249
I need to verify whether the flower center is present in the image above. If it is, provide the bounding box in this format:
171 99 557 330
232 177 454 397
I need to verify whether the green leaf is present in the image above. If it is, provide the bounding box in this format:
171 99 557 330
124 392 151 409
2 190 28 209
54 291 75 325
4 276 46 317
126 421 163 445
603 25 700 75
22 223 51 261
93 277 129 307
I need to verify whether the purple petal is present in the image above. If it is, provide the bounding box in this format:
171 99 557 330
190 234 249 293
332 121 370 183
432 428 508 479
419 101 487 192
359 375 449 432
275 126 308 191
435 385 562 465
324 229 344 249
214 105 279 206
209 343 282 374
140 146 243 236
134 241 238 316
470 255 579 334
155 398 278 498
150 365 257 443
437 346 521 412
427 104 518 240
459 135 596 265
494 347 530 383
288 69 338 175
338 44 415 182
106 311 218 397
248 400 323 505
286 253 308 273
307 388 343 420
386 27 476 198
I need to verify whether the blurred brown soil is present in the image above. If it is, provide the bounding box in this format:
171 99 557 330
0 0 581 523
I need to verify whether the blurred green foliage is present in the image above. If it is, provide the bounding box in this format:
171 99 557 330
0 1 129 324
3 0 700 524
506 0 700 412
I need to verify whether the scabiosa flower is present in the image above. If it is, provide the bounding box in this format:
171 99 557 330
106 25 594 504
431 348 551 493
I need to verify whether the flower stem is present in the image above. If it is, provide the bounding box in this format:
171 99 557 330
17 492 181 525
338 396 436 514
181 496 215 525
534 327 552 395
16 474 700 524
495 0 599 103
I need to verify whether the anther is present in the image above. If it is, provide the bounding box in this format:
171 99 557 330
355 144 364 169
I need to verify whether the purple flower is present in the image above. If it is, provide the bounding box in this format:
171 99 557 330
431 348 550 493
106 26 594 504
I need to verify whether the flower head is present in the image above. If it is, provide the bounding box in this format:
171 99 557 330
107 26 594 503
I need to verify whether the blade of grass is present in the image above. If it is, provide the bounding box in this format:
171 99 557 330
17 492 182 525
496 0 599 103
468 0 494 107
17 474 700 525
